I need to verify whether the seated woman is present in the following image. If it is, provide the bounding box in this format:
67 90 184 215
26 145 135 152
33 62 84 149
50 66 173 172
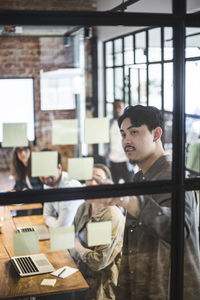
10 146 43 191
69 164 125 300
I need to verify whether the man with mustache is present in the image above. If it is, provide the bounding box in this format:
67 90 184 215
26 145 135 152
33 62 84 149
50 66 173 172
96 105 200 300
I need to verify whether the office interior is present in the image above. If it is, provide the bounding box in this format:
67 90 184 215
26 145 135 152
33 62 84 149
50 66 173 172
0 1 200 299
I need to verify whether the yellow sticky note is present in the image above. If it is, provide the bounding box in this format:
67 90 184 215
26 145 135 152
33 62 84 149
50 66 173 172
41 279 56 287
50 225 75 251
84 117 109 144
31 151 58 177
14 231 39 255
87 221 112 247
68 157 93 180
52 119 78 145
2 123 28 147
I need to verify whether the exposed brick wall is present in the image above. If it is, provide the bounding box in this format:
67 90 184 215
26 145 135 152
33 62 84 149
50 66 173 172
0 0 96 11
0 0 96 172
0 36 76 171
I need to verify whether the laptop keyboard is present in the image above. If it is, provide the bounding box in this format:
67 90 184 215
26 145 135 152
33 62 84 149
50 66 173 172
15 256 39 274
18 227 35 232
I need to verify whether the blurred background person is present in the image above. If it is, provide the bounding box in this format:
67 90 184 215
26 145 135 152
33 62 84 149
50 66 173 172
10 146 43 191
40 150 84 228
106 100 134 183
69 164 125 300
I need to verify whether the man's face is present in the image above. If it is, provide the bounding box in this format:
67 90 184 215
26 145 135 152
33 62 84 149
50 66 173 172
39 164 62 187
120 118 156 165
113 101 124 119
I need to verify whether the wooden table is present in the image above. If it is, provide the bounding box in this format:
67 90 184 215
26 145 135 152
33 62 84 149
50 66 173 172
0 204 88 299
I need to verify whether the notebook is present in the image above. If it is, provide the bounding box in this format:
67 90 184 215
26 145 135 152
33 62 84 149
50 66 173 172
11 253 55 277
17 225 50 241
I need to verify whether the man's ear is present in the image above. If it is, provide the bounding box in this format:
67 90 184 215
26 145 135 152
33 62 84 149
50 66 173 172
153 127 162 142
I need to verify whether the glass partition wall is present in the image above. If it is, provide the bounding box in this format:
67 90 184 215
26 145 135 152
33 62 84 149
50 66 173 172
0 3 200 300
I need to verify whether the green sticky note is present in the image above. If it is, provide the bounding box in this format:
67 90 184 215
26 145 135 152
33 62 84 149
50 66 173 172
2 123 28 147
84 117 109 144
50 226 75 251
87 221 112 247
31 151 58 177
68 157 94 180
14 232 39 255
52 119 78 145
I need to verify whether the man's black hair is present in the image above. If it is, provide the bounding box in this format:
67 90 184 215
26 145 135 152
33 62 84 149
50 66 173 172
118 105 164 133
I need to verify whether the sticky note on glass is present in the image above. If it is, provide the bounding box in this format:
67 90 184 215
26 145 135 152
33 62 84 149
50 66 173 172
41 279 56 287
68 157 93 180
87 221 112 247
31 151 58 177
2 123 28 147
84 118 109 144
52 119 78 145
14 232 39 255
50 225 75 251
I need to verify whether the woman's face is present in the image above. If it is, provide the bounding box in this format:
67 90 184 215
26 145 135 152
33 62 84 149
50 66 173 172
17 148 31 166
86 167 107 186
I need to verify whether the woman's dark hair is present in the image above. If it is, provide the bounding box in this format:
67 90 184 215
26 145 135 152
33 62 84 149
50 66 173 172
118 105 164 133
93 163 113 181
11 146 31 180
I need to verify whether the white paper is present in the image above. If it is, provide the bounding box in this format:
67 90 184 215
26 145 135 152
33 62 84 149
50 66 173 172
41 279 57 287
68 157 94 180
31 151 58 177
2 123 28 147
52 119 78 145
50 225 75 251
87 221 112 247
51 266 78 279
84 117 109 144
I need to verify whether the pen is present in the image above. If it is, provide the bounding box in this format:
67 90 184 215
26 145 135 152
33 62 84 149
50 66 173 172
58 268 66 277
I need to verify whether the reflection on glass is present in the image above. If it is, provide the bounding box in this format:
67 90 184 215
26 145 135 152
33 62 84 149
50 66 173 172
186 61 200 115
114 67 123 99
186 28 200 59
106 68 114 101
164 62 173 111
126 65 147 108
124 35 134 65
114 38 123 66
164 27 173 60
148 28 161 62
105 41 113 67
148 63 162 108
135 31 146 63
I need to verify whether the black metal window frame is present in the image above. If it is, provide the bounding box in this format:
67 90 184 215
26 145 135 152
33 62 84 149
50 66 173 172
0 2 199 300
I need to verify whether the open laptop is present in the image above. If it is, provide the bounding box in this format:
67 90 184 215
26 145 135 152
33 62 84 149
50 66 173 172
11 253 55 277
17 225 50 240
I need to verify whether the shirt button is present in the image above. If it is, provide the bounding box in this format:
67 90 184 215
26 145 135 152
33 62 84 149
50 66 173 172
130 229 134 232
129 250 132 254
158 211 162 216
138 222 142 226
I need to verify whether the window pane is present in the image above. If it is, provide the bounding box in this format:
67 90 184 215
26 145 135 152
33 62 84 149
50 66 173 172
106 68 114 102
185 61 200 115
164 27 173 60
148 28 161 62
0 78 34 142
135 32 146 64
186 28 200 59
105 41 113 67
124 35 134 65
148 64 162 109
185 116 200 177
114 38 123 66
164 62 173 111
114 67 123 100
